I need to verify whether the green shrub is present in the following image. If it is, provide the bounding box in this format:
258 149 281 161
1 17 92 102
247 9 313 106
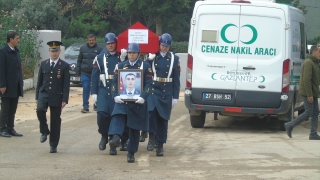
0 10 41 79
62 37 105 48
171 41 188 53
62 37 189 53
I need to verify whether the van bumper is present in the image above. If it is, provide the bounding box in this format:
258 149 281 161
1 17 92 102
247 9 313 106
184 91 293 115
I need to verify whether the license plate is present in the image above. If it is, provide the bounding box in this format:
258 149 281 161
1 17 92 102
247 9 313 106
70 77 80 81
203 93 232 101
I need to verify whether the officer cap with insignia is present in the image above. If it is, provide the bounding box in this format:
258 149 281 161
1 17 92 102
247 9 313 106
47 41 62 51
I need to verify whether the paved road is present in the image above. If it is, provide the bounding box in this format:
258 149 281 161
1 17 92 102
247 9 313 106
0 88 319 180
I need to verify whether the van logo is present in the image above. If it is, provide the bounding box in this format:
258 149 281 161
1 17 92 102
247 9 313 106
221 24 258 45
211 71 266 83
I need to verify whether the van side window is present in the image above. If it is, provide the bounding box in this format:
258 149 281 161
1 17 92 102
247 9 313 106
299 22 306 59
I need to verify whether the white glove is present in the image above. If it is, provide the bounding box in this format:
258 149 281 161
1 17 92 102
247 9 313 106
148 53 156 60
172 99 178 108
120 49 127 61
99 74 106 87
92 94 97 103
135 97 145 104
114 96 124 104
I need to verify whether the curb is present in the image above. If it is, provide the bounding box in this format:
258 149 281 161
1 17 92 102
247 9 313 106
23 78 34 91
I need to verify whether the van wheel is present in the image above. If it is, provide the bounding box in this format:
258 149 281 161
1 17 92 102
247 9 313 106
190 111 206 128
279 121 286 131
298 109 304 115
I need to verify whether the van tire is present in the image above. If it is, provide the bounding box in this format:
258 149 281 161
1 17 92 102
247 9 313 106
298 109 304 115
190 111 206 128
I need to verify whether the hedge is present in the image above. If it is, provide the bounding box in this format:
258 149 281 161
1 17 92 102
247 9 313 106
62 38 188 53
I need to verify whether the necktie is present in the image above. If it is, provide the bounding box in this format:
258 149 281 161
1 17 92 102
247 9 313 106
51 62 55 69
128 92 132 95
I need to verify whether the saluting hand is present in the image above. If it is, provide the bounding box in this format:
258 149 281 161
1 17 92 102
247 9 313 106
0 87 6 94
61 102 67 109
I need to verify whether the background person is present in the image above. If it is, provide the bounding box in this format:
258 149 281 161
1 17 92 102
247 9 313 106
76 34 102 113
0 31 23 138
285 45 320 140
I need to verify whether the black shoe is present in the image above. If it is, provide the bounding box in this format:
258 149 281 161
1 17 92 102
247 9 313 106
81 108 89 113
93 104 97 111
309 134 320 140
139 131 148 142
50 147 57 153
0 130 11 138
284 123 293 138
120 140 128 151
40 133 48 143
156 142 164 156
109 135 121 147
8 129 23 137
110 146 117 155
127 152 135 163
147 134 156 151
99 135 108 151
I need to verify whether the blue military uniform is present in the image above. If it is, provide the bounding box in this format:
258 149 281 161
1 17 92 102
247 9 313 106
147 52 180 141
108 57 152 160
91 51 121 138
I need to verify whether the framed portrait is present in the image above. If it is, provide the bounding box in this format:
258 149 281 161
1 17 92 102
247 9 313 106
118 69 144 101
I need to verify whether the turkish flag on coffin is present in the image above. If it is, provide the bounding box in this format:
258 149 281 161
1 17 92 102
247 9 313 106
117 21 159 54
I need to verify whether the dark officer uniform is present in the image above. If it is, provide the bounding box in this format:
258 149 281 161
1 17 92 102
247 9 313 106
91 51 121 151
0 43 23 137
109 54 152 162
147 52 180 153
36 41 70 153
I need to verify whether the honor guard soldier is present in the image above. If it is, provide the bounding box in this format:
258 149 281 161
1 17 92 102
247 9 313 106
146 33 180 156
91 33 127 153
109 42 152 162
35 41 70 153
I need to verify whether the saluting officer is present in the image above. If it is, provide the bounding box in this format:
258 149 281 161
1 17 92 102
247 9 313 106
35 41 70 153
91 33 126 153
109 42 152 163
146 33 180 156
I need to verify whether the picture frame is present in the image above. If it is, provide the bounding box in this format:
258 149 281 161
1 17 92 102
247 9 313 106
118 69 144 101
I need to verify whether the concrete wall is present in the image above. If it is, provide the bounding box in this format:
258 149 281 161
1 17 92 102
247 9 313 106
176 53 187 91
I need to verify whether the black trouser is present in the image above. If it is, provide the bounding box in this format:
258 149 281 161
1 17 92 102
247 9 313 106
0 97 19 131
97 111 111 136
37 107 62 148
37 91 62 148
127 128 140 153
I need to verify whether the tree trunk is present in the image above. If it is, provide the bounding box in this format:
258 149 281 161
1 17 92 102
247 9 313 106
155 15 162 36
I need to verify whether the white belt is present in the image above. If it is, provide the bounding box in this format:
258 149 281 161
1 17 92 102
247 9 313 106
106 75 114 79
154 77 172 82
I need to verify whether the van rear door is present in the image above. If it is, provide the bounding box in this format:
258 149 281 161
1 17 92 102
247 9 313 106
235 6 286 108
191 5 240 106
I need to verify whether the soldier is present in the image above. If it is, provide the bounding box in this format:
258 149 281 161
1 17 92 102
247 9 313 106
35 41 70 153
146 33 180 156
91 33 126 152
109 42 152 163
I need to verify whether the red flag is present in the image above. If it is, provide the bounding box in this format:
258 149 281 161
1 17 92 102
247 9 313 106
120 76 124 91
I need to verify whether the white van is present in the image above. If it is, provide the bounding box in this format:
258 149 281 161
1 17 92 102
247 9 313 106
185 0 307 129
